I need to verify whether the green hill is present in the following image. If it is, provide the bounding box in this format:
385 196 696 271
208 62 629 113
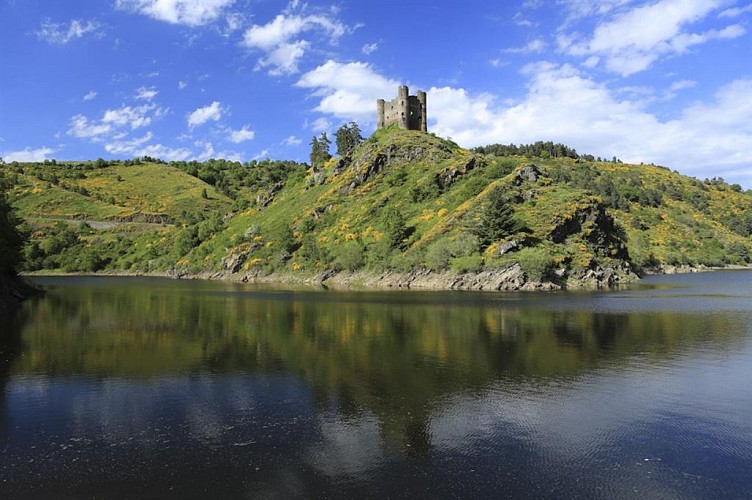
2 129 750 288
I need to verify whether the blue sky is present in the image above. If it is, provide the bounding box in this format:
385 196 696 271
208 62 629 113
1 0 751 187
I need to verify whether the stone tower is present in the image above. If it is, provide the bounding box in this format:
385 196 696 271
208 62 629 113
377 85 427 132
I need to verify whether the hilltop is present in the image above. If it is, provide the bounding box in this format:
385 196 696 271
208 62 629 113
2 128 750 290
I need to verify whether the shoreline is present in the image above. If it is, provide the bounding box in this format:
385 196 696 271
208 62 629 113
0 272 43 313
21 263 752 292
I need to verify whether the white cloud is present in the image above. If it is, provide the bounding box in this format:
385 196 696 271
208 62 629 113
68 114 112 139
296 60 400 124
68 103 166 140
258 40 309 76
669 79 697 92
311 117 331 132
83 91 97 101
115 0 236 27
281 135 302 146
561 0 745 76
226 125 255 143
431 64 752 186
103 104 164 129
35 19 102 44
104 132 155 154
300 59 752 186
2 147 56 162
104 132 192 161
251 149 270 161
135 86 158 100
503 38 546 54
719 4 752 18
195 141 215 161
558 0 632 24
241 8 348 75
178 80 187 90
222 12 246 36
187 101 223 128
361 42 378 55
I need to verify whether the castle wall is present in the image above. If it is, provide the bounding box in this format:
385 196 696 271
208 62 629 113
377 85 426 132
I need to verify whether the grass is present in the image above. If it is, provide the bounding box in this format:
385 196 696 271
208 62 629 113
3 128 751 277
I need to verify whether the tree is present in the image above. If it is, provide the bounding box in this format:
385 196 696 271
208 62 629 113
382 206 408 249
309 132 332 169
334 122 363 157
473 186 519 247
0 173 24 273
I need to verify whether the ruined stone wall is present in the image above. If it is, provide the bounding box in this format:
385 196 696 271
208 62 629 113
377 85 426 132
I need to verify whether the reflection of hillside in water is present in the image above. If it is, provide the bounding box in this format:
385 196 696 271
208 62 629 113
4 278 748 457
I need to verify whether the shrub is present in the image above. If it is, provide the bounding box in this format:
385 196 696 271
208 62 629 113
450 255 483 274
334 242 364 271
424 240 452 270
514 247 555 281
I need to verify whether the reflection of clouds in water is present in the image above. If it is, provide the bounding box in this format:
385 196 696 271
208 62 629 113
306 411 385 478
7 375 52 398
429 346 752 497
14 373 308 449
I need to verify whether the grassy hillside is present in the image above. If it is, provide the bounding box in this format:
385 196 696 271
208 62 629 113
2 129 750 285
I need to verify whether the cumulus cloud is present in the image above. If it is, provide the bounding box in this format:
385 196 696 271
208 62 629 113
68 114 112 139
300 60 752 186
103 104 165 129
104 132 155 154
2 147 56 162
68 103 166 140
178 80 187 90
281 135 302 146
226 125 255 143
35 19 102 44
115 0 236 27
560 0 745 76
241 7 348 75
187 101 223 128
296 60 400 124
83 91 97 101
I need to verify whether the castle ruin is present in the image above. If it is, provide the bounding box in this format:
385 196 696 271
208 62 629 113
377 85 427 132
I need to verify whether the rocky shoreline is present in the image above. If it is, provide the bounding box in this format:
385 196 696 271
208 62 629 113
22 263 751 293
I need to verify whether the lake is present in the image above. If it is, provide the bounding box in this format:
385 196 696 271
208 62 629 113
1 271 751 498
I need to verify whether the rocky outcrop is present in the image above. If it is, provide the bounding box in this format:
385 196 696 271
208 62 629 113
549 204 629 260
233 261 638 292
567 261 638 289
514 164 544 185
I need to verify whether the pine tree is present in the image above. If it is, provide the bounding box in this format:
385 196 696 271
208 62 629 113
309 133 332 169
474 186 518 247
335 122 363 157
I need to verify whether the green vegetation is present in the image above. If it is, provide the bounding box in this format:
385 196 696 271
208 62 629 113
0 172 24 274
1 127 750 284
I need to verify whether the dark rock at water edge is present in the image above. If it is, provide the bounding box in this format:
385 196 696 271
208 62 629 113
0 272 42 313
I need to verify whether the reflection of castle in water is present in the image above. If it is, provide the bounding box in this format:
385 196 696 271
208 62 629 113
7 280 747 460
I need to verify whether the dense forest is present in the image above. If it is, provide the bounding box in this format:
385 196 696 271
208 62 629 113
1 127 750 289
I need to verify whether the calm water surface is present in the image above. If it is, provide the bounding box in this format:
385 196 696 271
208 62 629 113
1 271 751 498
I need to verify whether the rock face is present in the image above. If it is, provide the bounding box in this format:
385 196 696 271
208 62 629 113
550 204 629 260
237 261 638 292
514 164 544 185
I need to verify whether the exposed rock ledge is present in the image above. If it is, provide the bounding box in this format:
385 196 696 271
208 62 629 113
221 262 639 292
